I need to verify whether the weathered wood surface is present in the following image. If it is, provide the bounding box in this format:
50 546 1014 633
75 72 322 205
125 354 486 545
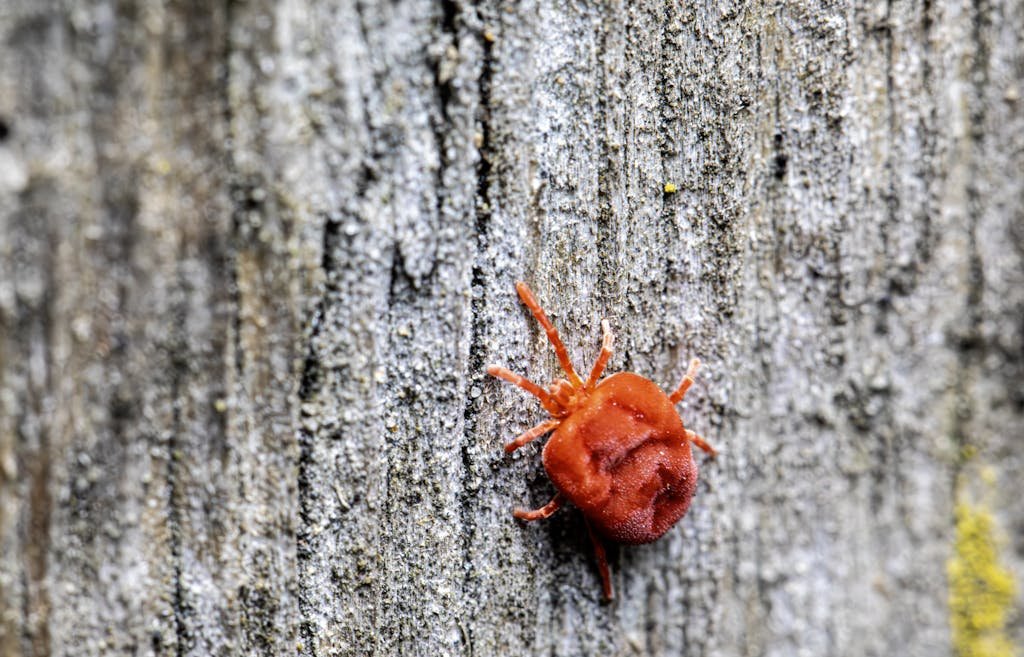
1 0 1021 655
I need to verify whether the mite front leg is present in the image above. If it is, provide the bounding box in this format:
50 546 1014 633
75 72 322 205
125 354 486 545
668 358 701 404
515 281 584 389
513 492 564 521
584 320 615 391
504 419 560 453
485 366 557 407
686 429 716 457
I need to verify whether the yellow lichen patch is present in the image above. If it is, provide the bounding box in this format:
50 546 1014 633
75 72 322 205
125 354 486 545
663 182 679 194
948 502 1017 657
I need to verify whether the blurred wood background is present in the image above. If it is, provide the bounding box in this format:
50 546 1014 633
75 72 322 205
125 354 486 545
1 0 1021 655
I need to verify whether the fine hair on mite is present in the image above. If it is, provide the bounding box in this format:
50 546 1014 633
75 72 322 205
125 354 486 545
487 281 715 600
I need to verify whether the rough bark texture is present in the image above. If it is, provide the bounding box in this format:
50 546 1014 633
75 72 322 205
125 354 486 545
1 0 1022 656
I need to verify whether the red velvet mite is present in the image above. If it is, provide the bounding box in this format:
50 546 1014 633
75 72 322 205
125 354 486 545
487 281 715 600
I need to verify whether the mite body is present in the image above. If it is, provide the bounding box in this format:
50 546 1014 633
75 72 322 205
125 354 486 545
487 281 715 599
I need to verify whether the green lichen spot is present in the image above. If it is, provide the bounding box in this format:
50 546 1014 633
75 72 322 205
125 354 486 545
948 502 1017 657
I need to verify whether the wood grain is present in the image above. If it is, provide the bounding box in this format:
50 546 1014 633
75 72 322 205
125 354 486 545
1 0 1021 655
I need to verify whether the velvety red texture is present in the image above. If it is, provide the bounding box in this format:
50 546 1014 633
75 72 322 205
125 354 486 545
542 372 698 544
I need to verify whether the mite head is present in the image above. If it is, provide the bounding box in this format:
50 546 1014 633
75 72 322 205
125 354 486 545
544 377 587 417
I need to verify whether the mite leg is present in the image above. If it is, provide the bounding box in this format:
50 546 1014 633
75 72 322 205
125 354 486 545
504 419 560 453
584 319 615 390
515 281 584 389
486 365 555 408
513 492 564 521
586 519 614 601
686 429 716 457
668 358 701 404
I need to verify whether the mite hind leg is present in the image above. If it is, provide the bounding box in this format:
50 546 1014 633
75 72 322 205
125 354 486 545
586 519 614 600
513 492 564 521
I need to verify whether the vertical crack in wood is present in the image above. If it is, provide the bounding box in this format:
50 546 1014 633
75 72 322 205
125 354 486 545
769 59 785 278
594 3 617 320
293 213 341 657
294 333 322 657
918 0 937 267
949 0 992 483
167 295 190 657
864 0 899 519
424 0 460 289
458 5 497 652
964 0 989 333
656 0 679 309
24 257 53 657
224 0 245 393
880 0 898 322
